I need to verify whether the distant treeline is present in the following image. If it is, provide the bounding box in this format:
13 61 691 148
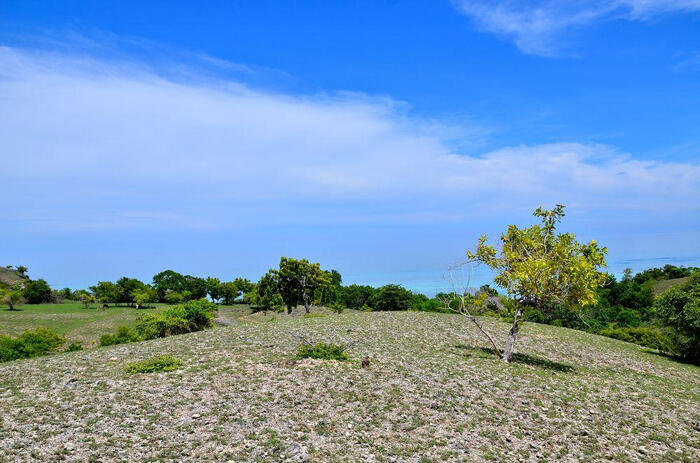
1 261 698 362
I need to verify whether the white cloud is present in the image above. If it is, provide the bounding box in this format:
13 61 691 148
452 0 700 56
0 46 698 231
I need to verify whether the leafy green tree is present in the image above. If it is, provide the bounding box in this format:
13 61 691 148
341 284 376 310
152 270 186 301
233 278 254 300
251 271 283 312
219 281 239 305
164 291 184 305
654 272 699 362
183 276 207 300
318 269 343 305
22 279 52 304
276 257 331 313
115 277 145 306
58 288 73 300
133 286 158 308
1 286 24 310
90 281 119 304
468 205 607 362
15 266 28 278
206 277 222 303
80 293 96 309
370 284 413 311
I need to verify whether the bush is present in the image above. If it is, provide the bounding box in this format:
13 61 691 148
22 279 52 304
653 272 699 362
99 326 140 347
135 299 217 340
0 328 65 362
370 284 413 311
598 326 678 355
65 342 84 352
296 342 348 361
125 355 183 374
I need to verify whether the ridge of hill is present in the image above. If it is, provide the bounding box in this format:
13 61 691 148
1 311 697 461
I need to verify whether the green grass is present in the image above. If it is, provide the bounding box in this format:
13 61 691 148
0 302 251 345
652 277 689 296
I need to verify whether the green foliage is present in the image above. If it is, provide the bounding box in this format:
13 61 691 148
183 275 208 300
135 299 217 340
296 342 349 361
1 286 24 310
132 286 158 308
370 284 413 311
164 291 184 304
90 281 120 304
341 284 376 311
654 272 699 362
0 327 65 362
251 271 283 312
99 326 140 347
152 270 186 301
328 301 344 313
115 277 146 305
22 279 52 304
276 257 331 313
125 355 183 374
598 326 678 355
65 342 84 352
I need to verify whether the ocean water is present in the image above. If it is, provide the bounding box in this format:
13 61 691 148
344 256 700 296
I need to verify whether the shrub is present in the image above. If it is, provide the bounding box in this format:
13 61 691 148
654 272 699 362
328 301 344 313
0 328 65 362
598 326 678 355
296 342 349 361
65 342 84 352
370 284 413 311
135 299 217 340
22 279 52 304
99 326 139 347
125 355 183 374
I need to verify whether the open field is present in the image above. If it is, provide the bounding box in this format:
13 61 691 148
652 277 690 296
1 310 698 462
0 303 250 345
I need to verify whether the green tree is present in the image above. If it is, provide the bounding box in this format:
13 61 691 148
468 205 607 362
206 277 222 303
22 279 52 304
1 286 24 310
251 271 283 312
90 281 120 304
370 284 413 311
341 284 376 310
15 266 28 278
115 277 146 306
133 286 158 308
152 270 186 301
276 257 331 313
183 276 207 300
654 272 699 362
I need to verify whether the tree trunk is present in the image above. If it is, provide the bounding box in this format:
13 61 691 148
301 291 311 313
503 306 525 362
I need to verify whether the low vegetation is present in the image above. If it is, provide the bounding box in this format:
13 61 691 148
125 355 183 374
0 327 65 362
296 342 349 361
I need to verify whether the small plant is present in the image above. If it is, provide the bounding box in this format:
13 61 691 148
99 326 140 347
328 302 344 314
65 342 84 352
125 355 183 374
0 327 65 362
296 342 349 361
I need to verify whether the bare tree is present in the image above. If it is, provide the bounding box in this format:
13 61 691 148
439 259 503 358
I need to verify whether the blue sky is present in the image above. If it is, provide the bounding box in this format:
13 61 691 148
0 0 699 292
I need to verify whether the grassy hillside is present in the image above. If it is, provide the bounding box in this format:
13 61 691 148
653 277 690 296
0 303 249 345
0 267 24 288
0 311 697 461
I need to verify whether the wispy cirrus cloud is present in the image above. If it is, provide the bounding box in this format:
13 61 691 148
452 0 700 56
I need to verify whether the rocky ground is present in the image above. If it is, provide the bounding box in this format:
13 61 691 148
1 310 698 462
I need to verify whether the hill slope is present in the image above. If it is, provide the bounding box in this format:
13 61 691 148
653 276 690 296
0 267 24 288
1 311 698 461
